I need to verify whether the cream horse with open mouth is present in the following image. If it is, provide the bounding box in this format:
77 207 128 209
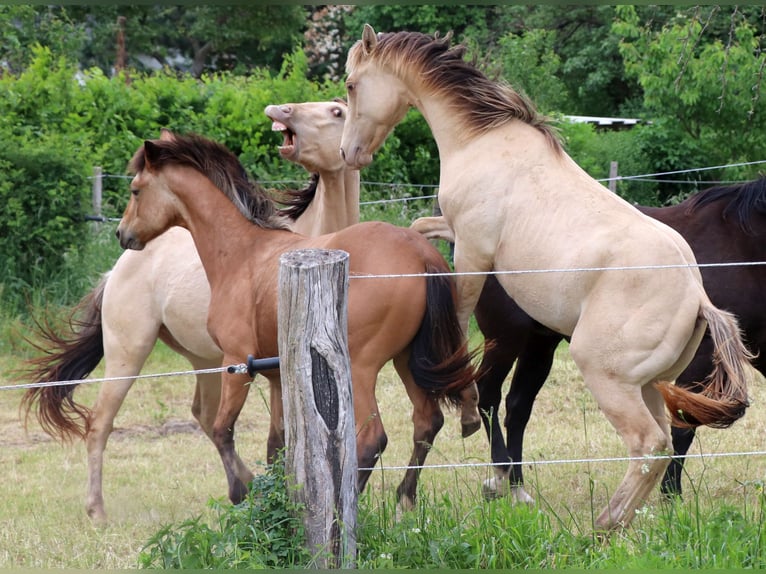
339 24 753 532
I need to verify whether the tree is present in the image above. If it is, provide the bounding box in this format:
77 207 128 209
615 5 766 198
1 5 308 78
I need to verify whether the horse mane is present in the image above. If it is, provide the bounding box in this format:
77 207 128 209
129 133 289 230
348 30 562 151
273 172 320 221
685 177 766 235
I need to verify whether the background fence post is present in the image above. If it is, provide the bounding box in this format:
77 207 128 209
92 166 103 219
277 248 357 569
608 161 618 193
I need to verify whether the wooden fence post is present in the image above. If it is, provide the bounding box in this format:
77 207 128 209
277 248 357 569
92 166 103 219
608 161 618 193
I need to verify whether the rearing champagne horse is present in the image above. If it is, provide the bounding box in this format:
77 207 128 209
115 130 479 509
339 25 753 531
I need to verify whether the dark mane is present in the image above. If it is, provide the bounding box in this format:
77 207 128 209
129 133 289 230
348 30 561 151
685 177 766 235
274 172 320 221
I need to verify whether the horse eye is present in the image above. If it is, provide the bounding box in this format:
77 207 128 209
333 107 344 118
130 188 139 197
346 81 355 93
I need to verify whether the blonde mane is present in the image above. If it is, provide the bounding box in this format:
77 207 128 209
347 30 562 151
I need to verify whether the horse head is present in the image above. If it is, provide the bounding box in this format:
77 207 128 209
116 137 185 250
340 24 411 169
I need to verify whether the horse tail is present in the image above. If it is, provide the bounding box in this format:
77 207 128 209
19 274 108 442
658 302 753 429
408 263 480 407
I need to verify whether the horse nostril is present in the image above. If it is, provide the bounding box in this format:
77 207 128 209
340 148 346 161
115 229 120 239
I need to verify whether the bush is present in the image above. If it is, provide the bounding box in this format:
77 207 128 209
139 460 312 569
0 132 90 313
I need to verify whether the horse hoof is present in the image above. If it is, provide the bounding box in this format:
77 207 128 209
87 507 108 526
482 477 535 505
482 477 504 500
461 418 481 438
512 486 535 506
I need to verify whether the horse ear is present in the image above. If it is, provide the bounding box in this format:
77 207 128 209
362 23 378 55
143 140 161 169
159 128 175 142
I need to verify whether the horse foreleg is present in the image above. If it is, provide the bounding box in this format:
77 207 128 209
393 355 444 513
492 331 561 503
476 343 514 499
190 368 223 440
661 426 695 497
212 369 254 504
452 248 490 437
409 215 455 242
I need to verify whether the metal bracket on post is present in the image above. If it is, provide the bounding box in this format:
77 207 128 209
226 355 279 377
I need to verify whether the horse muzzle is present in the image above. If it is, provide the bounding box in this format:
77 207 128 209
339 145 373 169
114 227 145 251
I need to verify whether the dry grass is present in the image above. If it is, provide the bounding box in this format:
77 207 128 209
1 339 765 568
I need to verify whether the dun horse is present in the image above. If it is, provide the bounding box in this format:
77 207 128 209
111 130 478 509
414 178 766 501
339 25 753 531
21 100 426 523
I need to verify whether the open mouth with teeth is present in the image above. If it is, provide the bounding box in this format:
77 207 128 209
271 121 296 158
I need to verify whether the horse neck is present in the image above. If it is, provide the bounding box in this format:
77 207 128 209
168 171 271 285
292 168 361 236
409 89 472 159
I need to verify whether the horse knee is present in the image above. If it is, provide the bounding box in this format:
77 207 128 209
415 407 443 443
357 429 387 470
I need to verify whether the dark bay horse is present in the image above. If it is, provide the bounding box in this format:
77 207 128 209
340 25 753 531
461 177 765 501
113 130 479 510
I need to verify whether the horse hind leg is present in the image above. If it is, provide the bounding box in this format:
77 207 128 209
393 353 444 514
582 374 671 532
86 376 141 524
343 364 388 495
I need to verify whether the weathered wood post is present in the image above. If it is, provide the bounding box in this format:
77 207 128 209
92 166 103 219
277 248 357 569
608 161 619 193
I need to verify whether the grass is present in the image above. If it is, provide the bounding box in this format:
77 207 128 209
1 332 765 568
1 201 765 568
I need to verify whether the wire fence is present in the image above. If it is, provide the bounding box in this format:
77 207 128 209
5 157 765 475
87 158 766 221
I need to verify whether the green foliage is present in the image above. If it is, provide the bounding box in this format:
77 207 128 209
138 460 312 569
494 29 570 113
0 6 88 74
0 130 90 314
1 5 307 78
614 5 766 198
557 119 659 206
140 476 766 569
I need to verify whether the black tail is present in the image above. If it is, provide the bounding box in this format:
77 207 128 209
19 274 108 441
408 264 480 407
